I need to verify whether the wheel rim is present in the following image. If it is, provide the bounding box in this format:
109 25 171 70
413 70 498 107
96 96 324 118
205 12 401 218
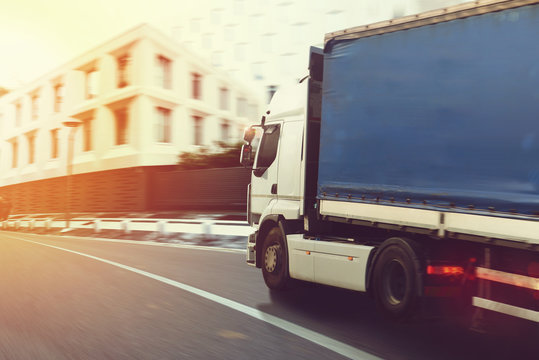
264 244 280 273
383 259 407 306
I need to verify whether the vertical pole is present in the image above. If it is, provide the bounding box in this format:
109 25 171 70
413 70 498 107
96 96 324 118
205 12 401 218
484 247 491 299
470 247 491 333
65 127 75 229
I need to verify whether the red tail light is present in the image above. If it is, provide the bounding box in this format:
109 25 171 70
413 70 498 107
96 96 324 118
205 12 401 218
427 265 464 276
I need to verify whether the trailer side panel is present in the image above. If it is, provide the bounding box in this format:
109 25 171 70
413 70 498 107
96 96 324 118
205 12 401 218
319 4 539 217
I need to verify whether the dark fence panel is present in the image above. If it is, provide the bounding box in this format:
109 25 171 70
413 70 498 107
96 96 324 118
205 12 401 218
0 166 251 214
149 167 251 210
0 176 66 214
0 167 153 214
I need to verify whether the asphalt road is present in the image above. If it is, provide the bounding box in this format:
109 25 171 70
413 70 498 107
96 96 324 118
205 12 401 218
0 232 536 360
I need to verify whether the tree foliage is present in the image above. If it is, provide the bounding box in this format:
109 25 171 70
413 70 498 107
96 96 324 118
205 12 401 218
177 142 243 170
0 87 9 98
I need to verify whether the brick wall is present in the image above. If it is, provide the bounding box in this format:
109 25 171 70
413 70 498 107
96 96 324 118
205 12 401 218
149 167 252 210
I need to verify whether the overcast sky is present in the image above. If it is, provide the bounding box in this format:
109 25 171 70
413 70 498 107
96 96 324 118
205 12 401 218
0 0 467 90
0 0 183 88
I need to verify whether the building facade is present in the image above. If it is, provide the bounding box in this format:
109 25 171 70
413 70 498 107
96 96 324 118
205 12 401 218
172 0 468 101
0 24 263 214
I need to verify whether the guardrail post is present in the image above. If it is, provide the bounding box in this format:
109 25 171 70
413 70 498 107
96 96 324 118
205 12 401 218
29 219 35 231
121 219 131 234
93 219 101 233
157 220 168 235
45 219 52 231
201 221 215 240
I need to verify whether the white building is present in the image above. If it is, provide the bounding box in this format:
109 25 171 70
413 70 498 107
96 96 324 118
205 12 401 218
0 24 263 189
172 0 468 100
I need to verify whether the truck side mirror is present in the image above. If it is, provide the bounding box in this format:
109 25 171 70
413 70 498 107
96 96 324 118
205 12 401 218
243 127 256 143
240 144 254 167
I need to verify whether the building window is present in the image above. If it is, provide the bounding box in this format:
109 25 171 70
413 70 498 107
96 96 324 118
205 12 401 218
211 51 224 67
50 129 59 159
211 9 222 25
219 87 229 110
191 73 202 99
155 55 172 89
114 108 128 145
190 18 201 33
262 33 275 53
221 120 230 142
234 0 244 16
193 116 203 146
234 43 246 62
224 25 235 42
252 62 265 81
237 126 244 140
248 14 262 34
202 33 213 49
11 140 18 168
292 22 308 47
15 101 22 126
237 98 247 117
31 93 39 120
26 132 35 164
83 118 93 151
85 68 99 99
54 83 64 112
326 9 344 33
249 104 259 122
117 54 130 88
267 85 278 103
156 107 171 143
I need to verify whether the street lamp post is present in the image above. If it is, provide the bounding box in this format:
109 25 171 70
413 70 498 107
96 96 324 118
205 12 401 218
62 118 82 230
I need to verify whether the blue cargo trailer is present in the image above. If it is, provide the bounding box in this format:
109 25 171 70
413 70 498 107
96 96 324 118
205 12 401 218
242 0 538 328
319 2 539 217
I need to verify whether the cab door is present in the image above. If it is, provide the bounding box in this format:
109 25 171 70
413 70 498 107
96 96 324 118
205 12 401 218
276 119 304 218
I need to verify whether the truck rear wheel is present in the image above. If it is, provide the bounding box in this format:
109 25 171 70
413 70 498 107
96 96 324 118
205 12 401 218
373 238 422 320
261 226 290 290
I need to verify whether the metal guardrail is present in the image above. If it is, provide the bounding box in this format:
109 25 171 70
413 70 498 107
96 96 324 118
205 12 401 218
1 217 251 237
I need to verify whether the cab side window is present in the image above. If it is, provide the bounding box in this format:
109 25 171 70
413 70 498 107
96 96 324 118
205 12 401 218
254 125 280 176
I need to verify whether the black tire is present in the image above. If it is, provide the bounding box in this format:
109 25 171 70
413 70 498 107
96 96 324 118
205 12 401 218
373 238 422 320
261 226 290 290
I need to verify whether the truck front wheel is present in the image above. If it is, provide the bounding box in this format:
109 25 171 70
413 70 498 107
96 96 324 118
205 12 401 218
261 226 290 290
373 238 422 320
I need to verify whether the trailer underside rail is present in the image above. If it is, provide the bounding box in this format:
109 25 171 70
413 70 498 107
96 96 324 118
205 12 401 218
474 267 539 323
476 267 539 290
472 297 539 322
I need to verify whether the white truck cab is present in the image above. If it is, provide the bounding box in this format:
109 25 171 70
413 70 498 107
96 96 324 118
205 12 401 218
248 81 308 226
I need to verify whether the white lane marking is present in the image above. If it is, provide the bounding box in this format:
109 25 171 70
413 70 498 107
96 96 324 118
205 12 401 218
17 237 381 360
1 230 245 254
